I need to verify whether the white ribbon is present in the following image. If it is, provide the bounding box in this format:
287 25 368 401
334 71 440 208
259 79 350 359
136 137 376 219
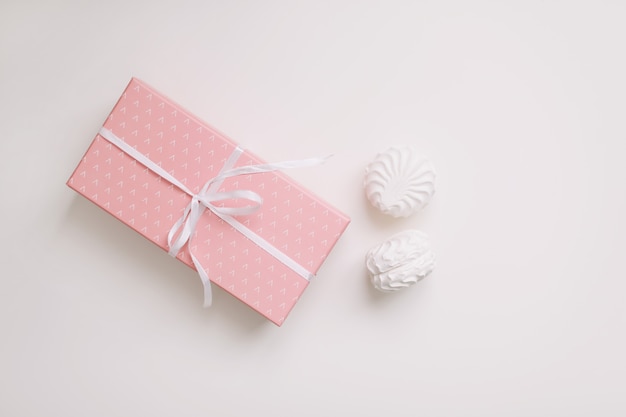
98 127 329 307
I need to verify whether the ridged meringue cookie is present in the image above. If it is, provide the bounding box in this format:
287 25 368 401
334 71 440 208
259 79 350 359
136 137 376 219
364 147 436 217
366 230 435 292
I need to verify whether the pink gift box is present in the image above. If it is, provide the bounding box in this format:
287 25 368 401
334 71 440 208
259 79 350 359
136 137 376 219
67 78 350 326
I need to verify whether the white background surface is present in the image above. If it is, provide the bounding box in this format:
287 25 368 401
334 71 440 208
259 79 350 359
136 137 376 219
1 1 625 415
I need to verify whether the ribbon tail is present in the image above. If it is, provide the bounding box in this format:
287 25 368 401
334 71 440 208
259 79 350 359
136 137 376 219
190 251 212 307
208 155 333 186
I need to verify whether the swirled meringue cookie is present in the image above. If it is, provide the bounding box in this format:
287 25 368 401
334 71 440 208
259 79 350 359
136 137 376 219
364 147 436 217
366 229 435 292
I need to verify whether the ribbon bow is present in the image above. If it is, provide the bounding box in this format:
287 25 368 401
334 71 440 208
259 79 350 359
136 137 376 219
99 128 328 306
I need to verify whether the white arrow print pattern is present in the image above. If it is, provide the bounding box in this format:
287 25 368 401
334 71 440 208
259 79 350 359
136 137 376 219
66 78 350 326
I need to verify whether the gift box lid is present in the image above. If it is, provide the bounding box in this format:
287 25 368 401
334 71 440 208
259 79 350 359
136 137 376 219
67 78 350 326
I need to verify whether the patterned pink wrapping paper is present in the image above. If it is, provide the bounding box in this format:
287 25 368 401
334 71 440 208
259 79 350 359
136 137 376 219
67 78 350 326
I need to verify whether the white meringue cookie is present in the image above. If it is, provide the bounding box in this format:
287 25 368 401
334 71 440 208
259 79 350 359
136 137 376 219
364 147 436 217
366 230 435 292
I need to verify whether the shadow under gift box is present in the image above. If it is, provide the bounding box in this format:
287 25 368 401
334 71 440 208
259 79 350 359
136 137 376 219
67 78 350 326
